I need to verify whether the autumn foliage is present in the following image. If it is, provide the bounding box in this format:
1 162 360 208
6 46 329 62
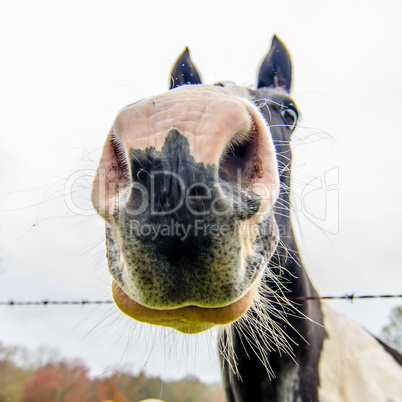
22 360 127 402
0 342 224 402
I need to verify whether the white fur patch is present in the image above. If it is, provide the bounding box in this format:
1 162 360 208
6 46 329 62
318 302 402 401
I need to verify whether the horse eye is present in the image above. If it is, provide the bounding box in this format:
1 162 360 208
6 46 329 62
280 107 298 132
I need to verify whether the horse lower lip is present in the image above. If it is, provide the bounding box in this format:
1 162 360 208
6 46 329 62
111 280 260 334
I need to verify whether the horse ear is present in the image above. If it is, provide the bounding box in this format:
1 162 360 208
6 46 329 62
169 47 202 89
257 35 292 92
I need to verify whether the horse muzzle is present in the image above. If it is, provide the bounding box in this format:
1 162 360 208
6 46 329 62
92 85 280 332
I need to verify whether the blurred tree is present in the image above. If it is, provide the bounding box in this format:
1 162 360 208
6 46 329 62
117 371 162 401
380 305 402 353
114 371 225 402
23 360 93 401
0 343 35 402
23 359 130 402
95 376 128 402
0 341 224 402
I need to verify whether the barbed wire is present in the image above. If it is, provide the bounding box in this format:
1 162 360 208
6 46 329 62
0 293 401 306
0 300 114 306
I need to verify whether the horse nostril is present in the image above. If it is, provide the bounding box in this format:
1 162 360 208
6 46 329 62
219 139 247 184
219 124 260 187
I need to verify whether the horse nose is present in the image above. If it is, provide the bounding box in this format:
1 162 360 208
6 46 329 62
92 85 280 311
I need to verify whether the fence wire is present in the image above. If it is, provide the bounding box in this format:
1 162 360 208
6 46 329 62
1 293 401 306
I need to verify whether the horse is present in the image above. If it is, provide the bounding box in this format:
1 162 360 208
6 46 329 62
92 35 402 401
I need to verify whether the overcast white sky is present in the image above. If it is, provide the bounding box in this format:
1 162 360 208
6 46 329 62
0 0 401 384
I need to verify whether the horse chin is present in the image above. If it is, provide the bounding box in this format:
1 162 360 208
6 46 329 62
111 279 261 334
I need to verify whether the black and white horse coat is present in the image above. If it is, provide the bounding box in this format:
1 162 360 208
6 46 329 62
92 36 402 401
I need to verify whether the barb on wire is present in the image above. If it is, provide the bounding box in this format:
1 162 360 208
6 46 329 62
0 293 401 306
